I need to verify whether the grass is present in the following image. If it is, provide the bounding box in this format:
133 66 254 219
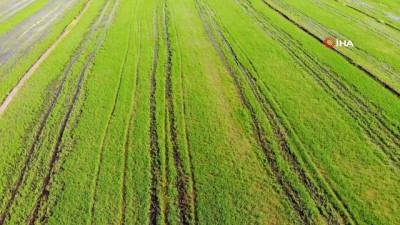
0 0 399 224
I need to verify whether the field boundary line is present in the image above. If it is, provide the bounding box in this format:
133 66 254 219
0 0 93 116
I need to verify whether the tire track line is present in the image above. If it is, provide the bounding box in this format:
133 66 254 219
0 0 94 223
28 2 118 224
194 0 313 223
149 4 162 224
163 1 194 224
262 0 400 98
169 0 199 223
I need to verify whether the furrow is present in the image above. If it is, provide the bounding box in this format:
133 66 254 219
163 1 193 224
262 0 400 98
28 2 119 224
169 0 199 223
149 4 162 225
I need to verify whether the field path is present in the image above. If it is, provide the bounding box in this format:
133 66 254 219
148 5 163 224
0 0 93 116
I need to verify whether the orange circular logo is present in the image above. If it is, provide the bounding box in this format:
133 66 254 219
324 37 336 48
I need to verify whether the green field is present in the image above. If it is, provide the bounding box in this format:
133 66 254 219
0 0 399 224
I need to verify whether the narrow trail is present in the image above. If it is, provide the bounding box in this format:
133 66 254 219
193 0 312 223
149 5 162 225
28 2 119 224
163 1 194 224
262 0 400 98
120 2 142 225
0 0 94 223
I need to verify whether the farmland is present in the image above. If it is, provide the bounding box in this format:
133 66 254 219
0 0 399 224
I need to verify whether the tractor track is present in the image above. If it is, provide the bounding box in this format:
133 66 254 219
262 0 400 98
28 2 118 224
0 0 98 223
149 4 162 225
169 0 199 223
194 0 313 223
121 2 142 225
246 0 400 166
163 1 194 224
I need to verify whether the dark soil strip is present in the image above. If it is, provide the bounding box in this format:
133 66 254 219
262 0 400 98
163 1 193 224
28 2 118 224
149 5 162 225
0 1 103 223
169 0 199 223
194 0 313 224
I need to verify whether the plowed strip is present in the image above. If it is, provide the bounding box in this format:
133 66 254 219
149 5 162 225
163 1 193 224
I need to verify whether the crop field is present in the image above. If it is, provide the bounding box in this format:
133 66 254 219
0 0 399 224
